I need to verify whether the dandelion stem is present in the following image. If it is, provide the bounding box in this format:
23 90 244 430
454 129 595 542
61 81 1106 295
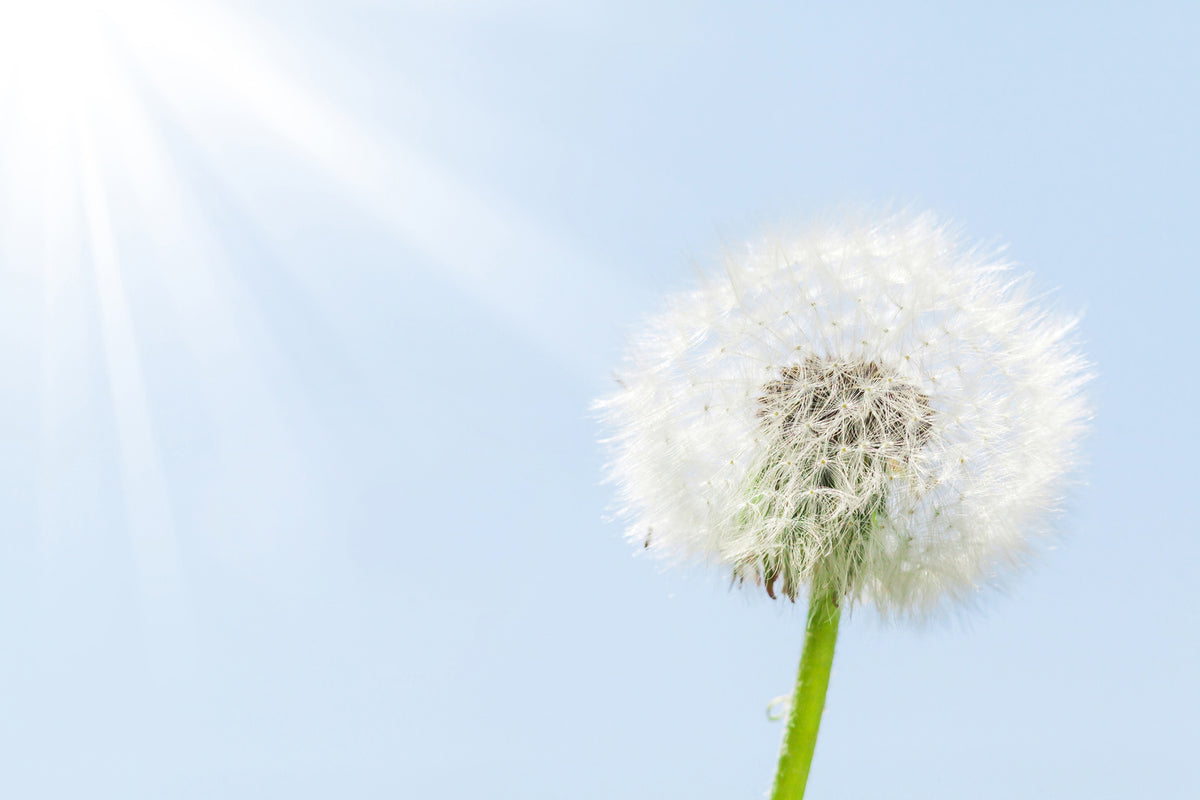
769 585 841 799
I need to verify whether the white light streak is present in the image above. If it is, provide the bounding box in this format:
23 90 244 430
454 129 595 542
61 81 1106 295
0 0 629 619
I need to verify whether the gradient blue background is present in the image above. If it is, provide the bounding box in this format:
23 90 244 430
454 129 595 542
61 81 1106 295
0 2 1196 797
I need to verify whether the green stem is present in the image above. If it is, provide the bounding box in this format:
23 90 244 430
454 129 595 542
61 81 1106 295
769 585 842 800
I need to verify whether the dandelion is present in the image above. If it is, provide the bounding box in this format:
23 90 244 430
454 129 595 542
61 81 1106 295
597 212 1090 798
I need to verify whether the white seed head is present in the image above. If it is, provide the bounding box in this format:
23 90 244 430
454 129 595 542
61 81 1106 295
597 212 1091 617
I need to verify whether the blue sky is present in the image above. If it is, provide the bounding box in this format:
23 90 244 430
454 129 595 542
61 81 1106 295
0 1 1196 797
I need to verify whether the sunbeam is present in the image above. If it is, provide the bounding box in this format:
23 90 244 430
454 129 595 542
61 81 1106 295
77 129 182 607
115 0 632 372
0 0 331 614
0 0 628 623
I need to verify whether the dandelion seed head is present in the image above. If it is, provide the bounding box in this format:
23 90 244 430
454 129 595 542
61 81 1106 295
597 212 1091 617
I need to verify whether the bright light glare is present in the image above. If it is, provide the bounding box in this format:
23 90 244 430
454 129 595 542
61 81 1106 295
0 0 190 617
0 0 625 622
0 0 137 134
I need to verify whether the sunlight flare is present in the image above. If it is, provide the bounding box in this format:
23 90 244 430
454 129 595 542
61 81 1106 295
1 0 624 619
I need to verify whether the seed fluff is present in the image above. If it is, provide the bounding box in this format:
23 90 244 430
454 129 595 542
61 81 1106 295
597 212 1091 617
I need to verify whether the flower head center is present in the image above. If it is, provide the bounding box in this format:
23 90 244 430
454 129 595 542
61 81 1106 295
758 356 932 458
738 356 934 600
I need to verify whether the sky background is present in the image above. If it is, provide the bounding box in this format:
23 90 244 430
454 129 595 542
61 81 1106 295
0 1 1196 797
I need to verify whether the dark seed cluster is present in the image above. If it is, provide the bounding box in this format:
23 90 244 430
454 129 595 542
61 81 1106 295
758 357 933 452
737 356 934 600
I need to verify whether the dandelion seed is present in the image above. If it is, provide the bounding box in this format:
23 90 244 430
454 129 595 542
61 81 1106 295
595 211 1091 799
597 211 1089 614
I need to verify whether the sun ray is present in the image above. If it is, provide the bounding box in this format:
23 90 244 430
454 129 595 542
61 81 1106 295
1 0 635 616
76 125 183 611
118 0 635 373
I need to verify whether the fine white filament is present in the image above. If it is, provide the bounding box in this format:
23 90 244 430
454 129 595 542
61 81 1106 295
599 212 1091 617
